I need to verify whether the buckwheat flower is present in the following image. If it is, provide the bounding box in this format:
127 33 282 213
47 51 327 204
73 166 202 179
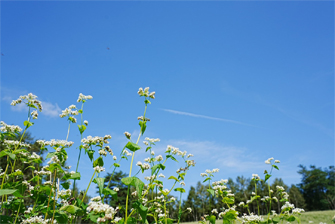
187 153 194 158
138 87 144 96
149 91 155 99
186 160 196 167
31 110 38 119
84 120 88 126
252 174 260 180
0 121 23 133
143 141 149 146
124 131 131 139
151 151 155 155
155 155 163 161
238 202 245 206
144 157 151 162
180 181 185 186
94 166 105 173
212 168 219 173
281 201 295 210
212 209 218 214
187 207 192 213
170 197 176 202
158 173 165 178
77 93 93 103
123 149 132 157
144 87 149 96
113 156 117 160
252 192 256 195
99 150 107 156
136 161 142 166
265 157 274 164
200 173 208 177
275 160 280 163
131 191 137 196
276 185 285 191
205 169 212 174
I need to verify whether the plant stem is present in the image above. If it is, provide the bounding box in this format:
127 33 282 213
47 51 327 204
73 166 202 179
51 170 58 223
82 170 96 202
45 169 57 220
13 200 22 224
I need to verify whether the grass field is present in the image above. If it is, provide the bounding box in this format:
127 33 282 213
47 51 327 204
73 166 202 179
178 210 334 224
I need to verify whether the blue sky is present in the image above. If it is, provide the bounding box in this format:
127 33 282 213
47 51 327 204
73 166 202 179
1 1 334 198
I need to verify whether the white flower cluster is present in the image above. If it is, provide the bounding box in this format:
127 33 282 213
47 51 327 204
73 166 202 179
205 168 219 174
123 149 132 157
158 173 165 178
144 175 156 181
59 105 78 123
136 161 150 170
252 174 261 180
77 93 93 103
21 215 51 224
37 139 74 147
94 166 105 173
31 110 38 119
144 137 160 144
124 131 131 139
200 173 208 177
281 201 295 210
292 208 305 214
138 87 155 99
276 185 285 191
4 140 30 148
0 121 22 133
265 157 279 164
240 213 264 222
11 93 43 112
58 189 71 198
81 135 112 147
186 207 192 212
186 160 196 167
86 196 120 223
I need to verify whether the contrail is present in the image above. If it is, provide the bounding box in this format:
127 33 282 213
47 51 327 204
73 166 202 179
161 108 259 127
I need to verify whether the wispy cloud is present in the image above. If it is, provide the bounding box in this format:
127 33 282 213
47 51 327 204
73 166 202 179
161 108 258 127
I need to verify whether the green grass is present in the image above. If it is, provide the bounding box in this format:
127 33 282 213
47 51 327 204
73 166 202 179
178 210 334 224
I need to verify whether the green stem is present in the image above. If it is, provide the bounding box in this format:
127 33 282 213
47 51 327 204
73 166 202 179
13 200 22 224
73 103 84 197
82 170 96 202
51 170 58 223
125 103 148 224
45 169 57 220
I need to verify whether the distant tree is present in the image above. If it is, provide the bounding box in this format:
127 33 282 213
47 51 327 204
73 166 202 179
288 184 305 210
298 165 334 211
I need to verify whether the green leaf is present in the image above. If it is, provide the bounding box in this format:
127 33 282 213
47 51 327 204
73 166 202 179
0 189 17 196
93 177 105 195
121 177 144 198
151 164 166 175
174 188 185 193
54 211 68 223
272 164 279 170
77 124 86 134
125 142 141 152
145 146 152 152
78 109 83 114
113 163 120 168
207 189 215 197
203 177 211 183
168 176 179 182
286 216 295 222
222 196 234 204
87 150 94 162
272 217 280 223
61 182 71 189
139 120 147 135
60 205 80 214
46 152 56 159
166 155 178 162
89 214 99 223
70 172 81 180
132 200 148 222
23 120 33 128
206 215 216 224
93 157 104 167
103 188 118 200
49 163 62 172
265 174 272 182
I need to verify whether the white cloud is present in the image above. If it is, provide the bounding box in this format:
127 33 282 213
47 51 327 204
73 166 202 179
40 101 61 118
161 108 258 127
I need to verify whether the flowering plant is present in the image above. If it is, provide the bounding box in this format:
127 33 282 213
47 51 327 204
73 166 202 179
0 88 306 224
